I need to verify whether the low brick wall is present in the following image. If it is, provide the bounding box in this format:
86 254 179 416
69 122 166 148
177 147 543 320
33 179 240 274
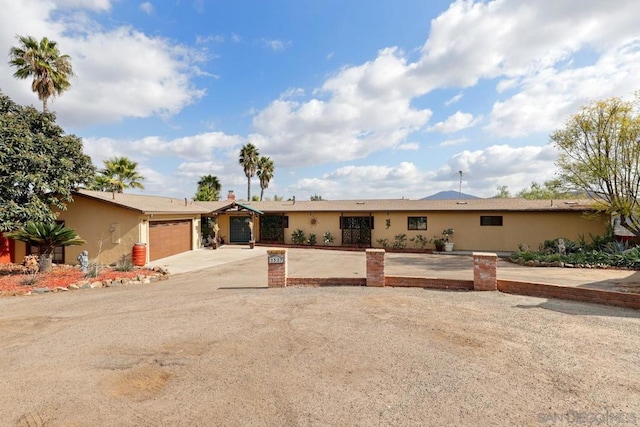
385 276 473 290
286 277 366 287
498 280 640 310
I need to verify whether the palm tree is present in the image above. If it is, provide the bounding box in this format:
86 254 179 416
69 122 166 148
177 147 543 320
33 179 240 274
257 156 275 201
90 156 145 193
7 222 85 272
238 143 260 200
8 35 74 112
194 175 222 201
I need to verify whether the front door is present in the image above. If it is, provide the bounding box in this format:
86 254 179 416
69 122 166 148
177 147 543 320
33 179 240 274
230 216 251 243
341 216 373 247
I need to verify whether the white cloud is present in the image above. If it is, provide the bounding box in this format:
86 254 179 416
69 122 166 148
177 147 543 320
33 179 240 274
262 38 291 52
440 137 468 147
395 142 419 150
430 111 480 133
196 34 224 44
139 2 153 14
434 144 559 196
445 92 463 106
0 0 207 126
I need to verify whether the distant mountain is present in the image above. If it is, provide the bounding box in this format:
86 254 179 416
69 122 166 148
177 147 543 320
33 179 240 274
421 190 480 200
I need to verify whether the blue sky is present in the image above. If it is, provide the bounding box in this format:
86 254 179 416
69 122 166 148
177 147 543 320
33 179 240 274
1 0 639 200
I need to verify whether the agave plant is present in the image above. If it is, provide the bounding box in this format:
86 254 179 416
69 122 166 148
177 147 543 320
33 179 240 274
7 222 85 272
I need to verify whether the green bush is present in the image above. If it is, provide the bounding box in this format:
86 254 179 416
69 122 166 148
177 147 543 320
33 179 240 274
376 238 389 248
291 229 306 245
393 233 407 249
308 234 317 245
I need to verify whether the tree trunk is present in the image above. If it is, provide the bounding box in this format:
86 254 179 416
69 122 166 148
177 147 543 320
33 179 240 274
260 187 264 201
247 177 251 201
42 97 48 113
38 252 53 273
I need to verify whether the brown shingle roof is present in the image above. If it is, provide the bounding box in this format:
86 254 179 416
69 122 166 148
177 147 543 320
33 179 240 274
73 189 210 215
73 190 598 215
225 198 597 213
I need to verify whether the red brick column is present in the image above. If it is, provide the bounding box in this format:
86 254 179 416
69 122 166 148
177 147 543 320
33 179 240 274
267 249 287 288
473 252 497 291
366 249 385 287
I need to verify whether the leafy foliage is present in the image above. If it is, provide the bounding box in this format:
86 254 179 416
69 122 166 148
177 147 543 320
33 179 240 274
291 229 306 245
308 234 317 245
0 92 95 231
410 234 431 249
554 94 640 236
90 156 145 193
322 231 334 244
257 156 275 201
510 233 640 269
239 143 259 200
9 35 74 112
194 175 221 201
393 233 407 249
7 221 85 272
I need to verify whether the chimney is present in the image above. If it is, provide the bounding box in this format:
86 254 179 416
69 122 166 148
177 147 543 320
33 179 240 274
227 190 236 201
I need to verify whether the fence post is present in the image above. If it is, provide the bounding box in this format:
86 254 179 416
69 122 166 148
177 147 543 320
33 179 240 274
267 249 287 288
366 249 385 287
473 252 497 291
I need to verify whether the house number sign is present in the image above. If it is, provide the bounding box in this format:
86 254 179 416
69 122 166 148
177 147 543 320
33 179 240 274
268 254 284 264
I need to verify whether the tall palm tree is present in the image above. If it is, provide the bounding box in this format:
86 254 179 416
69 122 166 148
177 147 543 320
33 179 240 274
194 174 222 201
8 35 74 112
238 143 259 200
90 156 145 193
257 156 275 201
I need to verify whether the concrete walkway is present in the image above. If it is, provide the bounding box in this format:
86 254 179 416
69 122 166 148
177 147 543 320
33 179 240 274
149 246 639 293
149 245 269 275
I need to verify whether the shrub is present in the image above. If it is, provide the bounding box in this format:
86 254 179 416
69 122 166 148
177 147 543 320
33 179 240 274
376 238 389 248
393 233 407 249
410 234 431 249
323 231 334 245
291 229 306 245
19 271 39 286
308 234 317 245
114 254 133 272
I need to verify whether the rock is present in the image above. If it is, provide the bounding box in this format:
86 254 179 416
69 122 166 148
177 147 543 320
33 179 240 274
564 263 574 268
142 278 151 284
525 260 535 267
108 281 121 287
68 284 80 290
81 283 92 289
129 280 142 285
32 287 50 294
149 276 159 282
54 287 69 292
90 281 103 289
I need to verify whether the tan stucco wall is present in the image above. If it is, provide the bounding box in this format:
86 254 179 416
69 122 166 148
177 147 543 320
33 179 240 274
267 210 608 252
56 196 142 265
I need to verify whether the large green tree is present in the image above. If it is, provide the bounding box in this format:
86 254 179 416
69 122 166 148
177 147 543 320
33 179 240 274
194 174 221 201
516 179 581 200
554 95 640 236
0 91 95 231
8 35 74 112
90 156 145 193
239 143 259 200
257 156 275 201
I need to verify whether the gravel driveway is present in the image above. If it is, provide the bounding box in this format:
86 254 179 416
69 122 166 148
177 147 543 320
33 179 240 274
0 251 638 426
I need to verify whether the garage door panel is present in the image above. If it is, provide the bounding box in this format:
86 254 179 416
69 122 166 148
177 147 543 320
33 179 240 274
149 220 192 261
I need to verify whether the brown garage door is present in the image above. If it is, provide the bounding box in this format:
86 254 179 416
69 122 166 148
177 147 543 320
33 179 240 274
149 220 192 261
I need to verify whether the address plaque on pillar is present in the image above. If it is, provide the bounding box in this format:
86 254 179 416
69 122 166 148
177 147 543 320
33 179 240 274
268 254 284 264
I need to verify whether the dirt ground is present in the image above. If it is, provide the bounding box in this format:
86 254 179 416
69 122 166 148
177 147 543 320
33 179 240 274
0 250 639 426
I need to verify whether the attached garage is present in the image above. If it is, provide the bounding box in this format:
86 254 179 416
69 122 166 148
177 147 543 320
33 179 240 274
149 220 192 261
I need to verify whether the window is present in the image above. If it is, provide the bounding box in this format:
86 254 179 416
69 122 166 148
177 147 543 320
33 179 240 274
407 216 427 230
480 216 503 226
340 216 374 230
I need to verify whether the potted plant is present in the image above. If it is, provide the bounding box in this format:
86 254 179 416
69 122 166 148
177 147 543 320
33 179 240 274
433 237 445 252
442 228 455 252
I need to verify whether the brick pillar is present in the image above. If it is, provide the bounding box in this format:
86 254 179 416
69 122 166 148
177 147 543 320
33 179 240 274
267 249 287 288
473 252 497 291
366 249 385 287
